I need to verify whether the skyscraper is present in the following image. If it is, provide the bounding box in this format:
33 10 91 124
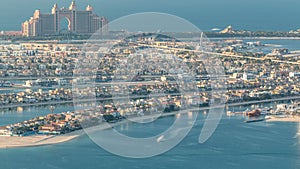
22 1 108 37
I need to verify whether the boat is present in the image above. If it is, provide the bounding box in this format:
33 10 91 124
273 104 287 115
265 115 272 120
261 107 273 115
244 118 265 123
246 109 261 117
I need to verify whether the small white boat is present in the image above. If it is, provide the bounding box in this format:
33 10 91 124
156 135 165 143
261 107 273 115
265 115 272 120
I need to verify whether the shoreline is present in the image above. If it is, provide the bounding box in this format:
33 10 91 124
0 112 183 149
2 96 300 149
2 111 300 149
0 105 216 149
0 132 82 149
209 37 300 40
266 115 300 123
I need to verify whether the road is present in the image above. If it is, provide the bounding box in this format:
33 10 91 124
1 94 299 111
137 44 300 65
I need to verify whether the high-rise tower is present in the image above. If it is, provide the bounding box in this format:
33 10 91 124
22 1 108 36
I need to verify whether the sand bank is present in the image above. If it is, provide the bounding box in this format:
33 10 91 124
266 116 300 123
0 130 85 149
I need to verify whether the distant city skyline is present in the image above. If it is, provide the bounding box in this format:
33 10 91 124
1 0 300 31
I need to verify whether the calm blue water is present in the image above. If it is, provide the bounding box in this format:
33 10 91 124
1 0 300 31
0 112 300 169
241 39 300 53
0 103 74 125
259 39 300 51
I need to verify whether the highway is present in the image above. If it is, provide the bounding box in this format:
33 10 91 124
137 44 300 65
1 94 299 111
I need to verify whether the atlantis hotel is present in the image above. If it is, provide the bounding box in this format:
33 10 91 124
22 1 108 36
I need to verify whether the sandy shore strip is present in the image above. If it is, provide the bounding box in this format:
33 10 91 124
0 135 79 148
0 106 203 149
5 103 300 148
0 130 84 149
266 116 300 123
0 106 210 149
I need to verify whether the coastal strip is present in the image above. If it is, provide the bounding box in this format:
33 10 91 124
1 95 300 149
266 116 300 123
0 132 81 149
0 113 179 149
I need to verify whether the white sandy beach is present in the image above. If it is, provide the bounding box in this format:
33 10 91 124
0 105 255 149
0 130 84 148
0 108 199 149
4 109 300 149
266 116 300 123
0 112 179 149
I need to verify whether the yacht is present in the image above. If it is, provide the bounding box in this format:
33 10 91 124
261 107 273 115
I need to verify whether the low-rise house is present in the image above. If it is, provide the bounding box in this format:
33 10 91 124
0 126 12 136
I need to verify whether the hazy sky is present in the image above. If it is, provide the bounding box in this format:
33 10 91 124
1 0 300 31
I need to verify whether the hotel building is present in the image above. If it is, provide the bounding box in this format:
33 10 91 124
22 1 108 36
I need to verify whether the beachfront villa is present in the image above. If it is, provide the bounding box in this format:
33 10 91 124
0 111 82 136
38 124 62 135
0 126 12 136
